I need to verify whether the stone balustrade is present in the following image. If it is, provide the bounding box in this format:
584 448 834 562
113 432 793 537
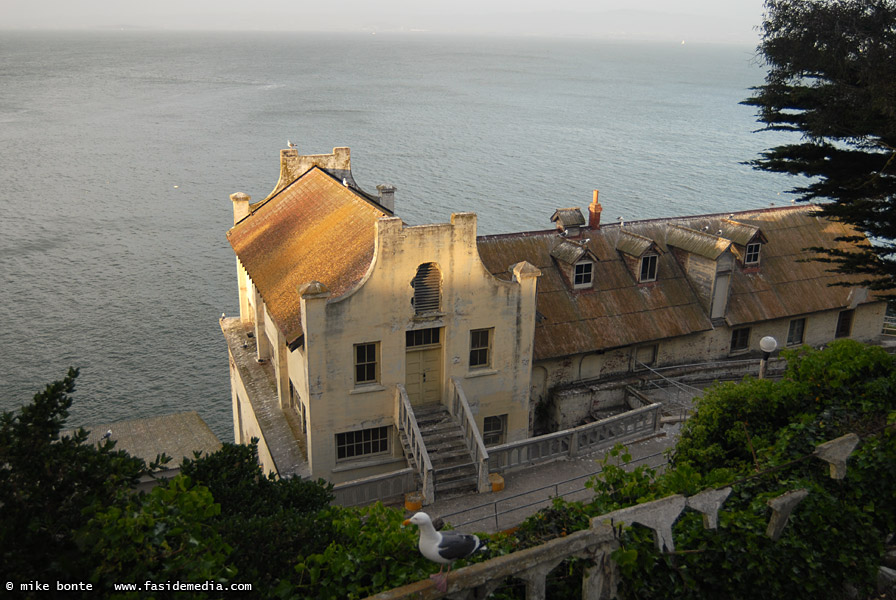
363 431 876 600
488 403 661 475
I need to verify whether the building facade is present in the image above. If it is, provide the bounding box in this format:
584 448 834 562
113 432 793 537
222 147 538 485
222 146 887 492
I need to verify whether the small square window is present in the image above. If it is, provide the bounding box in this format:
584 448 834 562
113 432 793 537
336 426 390 461
835 310 854 338
483 415 506 446
574 261 593 289
470 328 492 369
730 327 750 353
745 242 761 265
639 254 658 282
354 342 379 385
787 318 805 345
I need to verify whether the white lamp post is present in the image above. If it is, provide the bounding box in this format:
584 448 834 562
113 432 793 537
758 336 778 379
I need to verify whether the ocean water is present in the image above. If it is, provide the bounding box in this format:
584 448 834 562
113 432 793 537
0 31 795 442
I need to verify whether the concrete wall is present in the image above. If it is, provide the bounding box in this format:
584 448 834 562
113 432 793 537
535 301 887 429
228 355 277 476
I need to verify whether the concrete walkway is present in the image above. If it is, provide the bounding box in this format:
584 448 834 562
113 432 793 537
418 419 684 534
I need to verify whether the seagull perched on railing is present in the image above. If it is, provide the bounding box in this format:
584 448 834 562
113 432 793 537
404 512 487 592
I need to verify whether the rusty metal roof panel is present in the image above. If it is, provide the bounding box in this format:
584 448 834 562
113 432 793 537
227 168 387 342
615 230 656 257
479 205 880 360
720 218 765 246
550 239 594 264
665 224 731 259
550 208 586 228
478 226 713 360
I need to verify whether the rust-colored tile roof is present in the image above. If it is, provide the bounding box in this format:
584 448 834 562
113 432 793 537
477 205 876 361
227 167 387 343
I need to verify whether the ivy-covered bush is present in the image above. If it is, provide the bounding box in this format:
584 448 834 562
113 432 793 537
5 342 894 599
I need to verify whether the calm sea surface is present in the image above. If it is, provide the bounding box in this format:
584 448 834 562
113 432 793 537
0 31 795 442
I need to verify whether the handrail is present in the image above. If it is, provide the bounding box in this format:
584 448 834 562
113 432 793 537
396 384 435 504
448 377 491 493
363 521 619 599
487 402 661 474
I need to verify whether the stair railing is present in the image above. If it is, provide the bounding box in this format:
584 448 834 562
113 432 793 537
448 377 491 493
395 384 435 504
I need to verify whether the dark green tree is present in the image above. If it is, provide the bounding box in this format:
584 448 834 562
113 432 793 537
0 368 147 583
744 0 896 291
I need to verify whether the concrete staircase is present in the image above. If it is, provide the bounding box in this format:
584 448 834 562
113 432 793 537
400 403 479 498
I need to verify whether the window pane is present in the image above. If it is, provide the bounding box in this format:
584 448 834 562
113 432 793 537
354 342 378 384
640 255 657 282
574 262 593 286
336 427 389 461
470 329 491 368
836 310 853 338
730 328 750 351
407 327 440 348
787 318 805 345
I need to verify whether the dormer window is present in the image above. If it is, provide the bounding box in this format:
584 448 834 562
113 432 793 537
639 254 658 282
551 239 598 291
574 260 593 288
744 242 761 265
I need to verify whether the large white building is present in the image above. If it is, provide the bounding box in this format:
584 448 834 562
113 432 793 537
221 146 887 502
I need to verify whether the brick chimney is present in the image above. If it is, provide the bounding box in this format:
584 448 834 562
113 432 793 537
589 190 602 229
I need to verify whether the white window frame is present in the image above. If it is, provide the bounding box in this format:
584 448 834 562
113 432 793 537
744 242 761 265
573 260 593 289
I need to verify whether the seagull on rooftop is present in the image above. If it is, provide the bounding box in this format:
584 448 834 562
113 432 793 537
404 512 486 592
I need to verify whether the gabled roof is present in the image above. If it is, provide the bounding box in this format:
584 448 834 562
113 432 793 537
721 218 767 246
227 167 388 343
665 224 732 260
550 239 598 265
477 205 878 361
550 208 586 228
616 230 661 258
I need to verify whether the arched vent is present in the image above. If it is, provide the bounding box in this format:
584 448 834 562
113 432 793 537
412 263 441 315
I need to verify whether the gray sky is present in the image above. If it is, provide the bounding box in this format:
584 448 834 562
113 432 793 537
3 0 767 44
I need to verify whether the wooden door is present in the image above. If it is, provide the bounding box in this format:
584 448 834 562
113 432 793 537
405 347 441 406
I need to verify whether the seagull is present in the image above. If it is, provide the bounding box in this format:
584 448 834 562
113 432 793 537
404 512 487 592
287 140 297 149
101 429 112 441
